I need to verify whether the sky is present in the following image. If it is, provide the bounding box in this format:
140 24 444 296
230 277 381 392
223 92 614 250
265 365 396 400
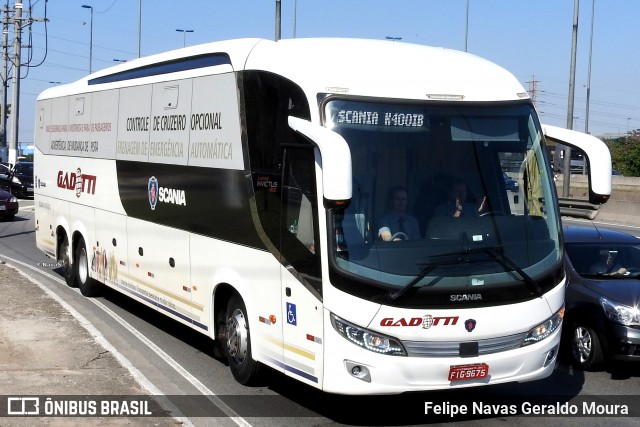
10 0 640 147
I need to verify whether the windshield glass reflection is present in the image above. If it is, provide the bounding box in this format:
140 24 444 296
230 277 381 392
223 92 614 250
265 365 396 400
324 99 561 304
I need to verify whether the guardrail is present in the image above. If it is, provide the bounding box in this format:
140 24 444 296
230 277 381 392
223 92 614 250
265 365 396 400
558 197 600 220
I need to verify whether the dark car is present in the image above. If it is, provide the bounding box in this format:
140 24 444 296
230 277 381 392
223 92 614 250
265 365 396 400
0 187 18 220
7 161 34 198
0 163 11 192
562 224 640 370
503 171 519 192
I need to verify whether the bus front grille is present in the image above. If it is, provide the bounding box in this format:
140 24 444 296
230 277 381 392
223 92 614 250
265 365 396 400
403 332 528 357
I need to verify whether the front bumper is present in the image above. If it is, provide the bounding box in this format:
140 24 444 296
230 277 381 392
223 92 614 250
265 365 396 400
322 319 561 395
12 184 33 197
0 203 18 216
608 323 640 361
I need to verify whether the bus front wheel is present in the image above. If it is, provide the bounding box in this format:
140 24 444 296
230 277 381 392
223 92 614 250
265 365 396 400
224 296 260 384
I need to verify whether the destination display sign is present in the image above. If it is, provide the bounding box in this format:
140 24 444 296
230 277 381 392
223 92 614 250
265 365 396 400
325 100 429 131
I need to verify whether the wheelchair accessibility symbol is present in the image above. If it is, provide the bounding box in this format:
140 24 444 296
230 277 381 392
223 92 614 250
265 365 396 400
286 302 297 326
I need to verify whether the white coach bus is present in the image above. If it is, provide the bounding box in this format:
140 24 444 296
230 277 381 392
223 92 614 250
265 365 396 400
34 38 611 394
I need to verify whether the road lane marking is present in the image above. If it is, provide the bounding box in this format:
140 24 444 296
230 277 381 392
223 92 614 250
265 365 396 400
1 254 252 427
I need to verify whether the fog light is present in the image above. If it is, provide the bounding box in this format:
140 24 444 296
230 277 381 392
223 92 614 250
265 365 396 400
543 346 558 367
345 360 371 382
620 342 638 356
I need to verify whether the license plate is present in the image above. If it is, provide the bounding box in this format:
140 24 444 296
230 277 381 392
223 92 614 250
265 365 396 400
0 205 5 211
448 363 489 382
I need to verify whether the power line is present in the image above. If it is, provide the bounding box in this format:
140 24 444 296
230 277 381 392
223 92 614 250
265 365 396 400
534 84 640 133
1 1 47 164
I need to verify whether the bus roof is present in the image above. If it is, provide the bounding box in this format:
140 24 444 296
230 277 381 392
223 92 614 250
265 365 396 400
38 38 529 105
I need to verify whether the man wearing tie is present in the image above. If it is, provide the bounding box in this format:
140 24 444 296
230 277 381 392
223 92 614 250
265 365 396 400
377 186 421 241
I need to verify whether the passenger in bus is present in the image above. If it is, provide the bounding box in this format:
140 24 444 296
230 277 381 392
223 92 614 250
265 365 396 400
376 186 421 241
434 178 486 218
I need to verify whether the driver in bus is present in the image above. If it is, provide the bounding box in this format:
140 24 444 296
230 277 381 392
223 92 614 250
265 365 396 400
377 186 421 241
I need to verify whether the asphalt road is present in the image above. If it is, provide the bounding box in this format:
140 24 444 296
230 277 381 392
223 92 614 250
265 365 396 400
1 199 639 426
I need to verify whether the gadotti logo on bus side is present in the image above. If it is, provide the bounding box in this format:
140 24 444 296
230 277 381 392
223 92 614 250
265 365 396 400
57 168 97 198
147 176 187 210
380 315 459 328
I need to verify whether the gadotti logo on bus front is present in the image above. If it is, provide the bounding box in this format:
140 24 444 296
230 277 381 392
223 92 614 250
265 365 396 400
147 176 187 210
380 315 459 328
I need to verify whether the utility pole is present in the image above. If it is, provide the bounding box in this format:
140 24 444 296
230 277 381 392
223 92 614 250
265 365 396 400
275 0 281 41
1 2 45 165
465 0 469 52
0 1 9 163
138 0 142 57
562 0 579 198
8 0 22 166
584 0 595 136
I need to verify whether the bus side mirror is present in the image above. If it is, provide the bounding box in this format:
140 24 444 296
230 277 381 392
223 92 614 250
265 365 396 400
542 124 611 205
288 116 352 207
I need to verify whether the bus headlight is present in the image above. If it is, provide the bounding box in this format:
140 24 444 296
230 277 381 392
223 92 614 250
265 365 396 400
522 306 564 346
330 313 407 356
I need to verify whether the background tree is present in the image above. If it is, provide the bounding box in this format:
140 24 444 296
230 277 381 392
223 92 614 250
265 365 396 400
604 130 640 177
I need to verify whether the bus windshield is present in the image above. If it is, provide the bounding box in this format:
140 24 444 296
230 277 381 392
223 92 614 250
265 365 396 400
323 99 562 306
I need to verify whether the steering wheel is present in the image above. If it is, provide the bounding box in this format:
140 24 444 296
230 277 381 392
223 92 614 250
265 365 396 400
391 232 409 241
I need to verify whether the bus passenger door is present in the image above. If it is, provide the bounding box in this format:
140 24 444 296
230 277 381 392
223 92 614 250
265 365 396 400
279 146 325 388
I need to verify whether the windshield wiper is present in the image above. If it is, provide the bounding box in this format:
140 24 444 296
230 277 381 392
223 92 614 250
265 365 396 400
480 246 541 295
389 251 477 301
389 246 541 301
389 263 439 301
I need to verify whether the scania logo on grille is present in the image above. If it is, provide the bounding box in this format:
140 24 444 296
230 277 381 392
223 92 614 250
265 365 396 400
465 318 477 332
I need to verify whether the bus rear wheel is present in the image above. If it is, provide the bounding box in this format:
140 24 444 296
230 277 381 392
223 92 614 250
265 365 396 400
224 296 260 385
74 238 100 297
60 236 77 287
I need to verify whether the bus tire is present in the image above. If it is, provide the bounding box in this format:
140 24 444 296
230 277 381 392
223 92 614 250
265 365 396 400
74 237 100 297
224 296 260 385
60 236 77 288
